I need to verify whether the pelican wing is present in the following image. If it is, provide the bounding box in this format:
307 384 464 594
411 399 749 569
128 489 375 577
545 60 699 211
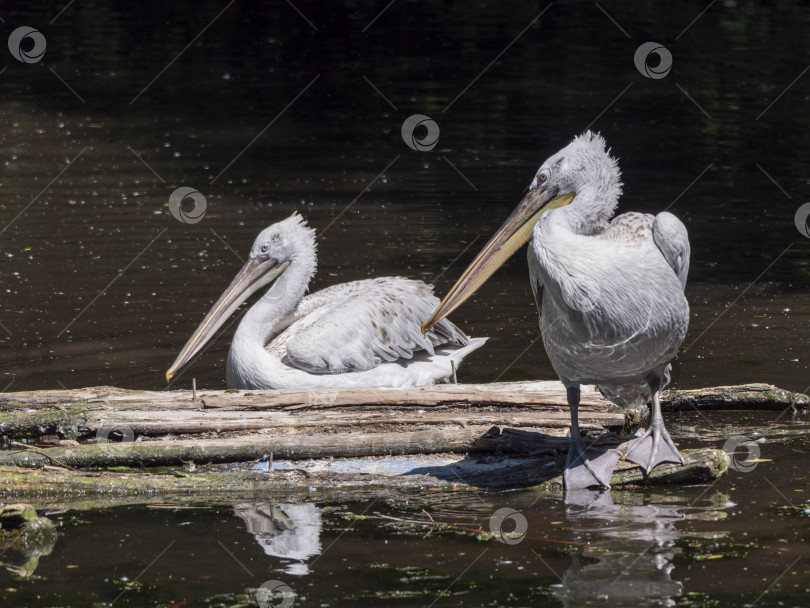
652 211 690 289
284 277 470 374
602 211 689 290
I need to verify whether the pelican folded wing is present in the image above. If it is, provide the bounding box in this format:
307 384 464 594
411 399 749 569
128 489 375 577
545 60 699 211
285 277 470 375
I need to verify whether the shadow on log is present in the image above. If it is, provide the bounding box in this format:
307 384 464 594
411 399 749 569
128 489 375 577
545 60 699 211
0 447 728 501
0 426 586 469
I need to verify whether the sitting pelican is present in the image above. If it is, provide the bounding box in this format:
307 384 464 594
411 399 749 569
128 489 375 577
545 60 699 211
166 213 486 389
422 132 690 489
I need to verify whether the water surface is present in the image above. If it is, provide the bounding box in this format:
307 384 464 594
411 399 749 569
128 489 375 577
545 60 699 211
0 1 809 606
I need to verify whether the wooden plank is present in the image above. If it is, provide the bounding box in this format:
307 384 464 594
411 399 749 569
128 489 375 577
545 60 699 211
0 382 803 444
0 405 620 438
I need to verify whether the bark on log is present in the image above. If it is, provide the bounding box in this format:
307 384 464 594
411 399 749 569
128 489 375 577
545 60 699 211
662 383 808 411
0 381 619 442
0 404 619 440
0 382 801 413
0 382 803 445
0 448 728 501
0 381 600 411
0 426 596 468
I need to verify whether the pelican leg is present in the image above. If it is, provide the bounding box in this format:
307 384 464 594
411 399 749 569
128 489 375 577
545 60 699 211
563 386 621 490
625 374 684 473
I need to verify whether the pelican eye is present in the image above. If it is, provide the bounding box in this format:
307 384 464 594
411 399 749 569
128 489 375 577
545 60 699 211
538 170 550 183
260 244 269 253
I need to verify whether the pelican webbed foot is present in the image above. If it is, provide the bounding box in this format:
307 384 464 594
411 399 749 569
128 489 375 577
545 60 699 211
625 418 683 473
624 374 684 473
564 437 621 490
563 384 621 490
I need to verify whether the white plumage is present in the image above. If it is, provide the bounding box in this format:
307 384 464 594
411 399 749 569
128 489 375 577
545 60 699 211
529 133 689 488
422 132 690 490
167 213 486 389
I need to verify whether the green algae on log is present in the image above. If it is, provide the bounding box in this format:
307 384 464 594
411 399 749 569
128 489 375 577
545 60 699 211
0 382 796 494
0 447 729 500
0 427 606 468
539 448 730 490
662 383 808 412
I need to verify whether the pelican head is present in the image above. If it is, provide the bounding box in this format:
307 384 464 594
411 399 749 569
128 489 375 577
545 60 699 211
166 213 316 382
422 131 620 332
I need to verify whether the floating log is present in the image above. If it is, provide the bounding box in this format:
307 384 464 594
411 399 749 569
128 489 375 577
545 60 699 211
0 382 800 492
1 382 802 414
0 382 804 444
0 447 728 501
662 383 808 411
0 427 596 469
0 382 619 444
0 381 592 410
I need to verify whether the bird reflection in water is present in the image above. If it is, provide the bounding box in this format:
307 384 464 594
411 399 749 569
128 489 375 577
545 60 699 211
232 503 322 576
553 490 724 607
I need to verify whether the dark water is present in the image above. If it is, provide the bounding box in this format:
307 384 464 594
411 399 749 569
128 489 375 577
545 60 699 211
1 1 809 606
0 0 808 393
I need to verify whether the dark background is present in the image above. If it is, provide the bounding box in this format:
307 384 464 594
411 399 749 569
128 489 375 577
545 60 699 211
0 0 808 392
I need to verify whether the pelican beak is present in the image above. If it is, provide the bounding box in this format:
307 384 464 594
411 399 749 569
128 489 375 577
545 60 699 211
422 185 575 333
165 255 291 382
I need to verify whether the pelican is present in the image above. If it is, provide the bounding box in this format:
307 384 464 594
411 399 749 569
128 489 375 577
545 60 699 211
166 213 486 389
423 132 690 490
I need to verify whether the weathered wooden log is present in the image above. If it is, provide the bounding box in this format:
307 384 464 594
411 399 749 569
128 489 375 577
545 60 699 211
0 426 604 468
0 382 801 413
0 381 619 442
0 403 619 441
0 447 728 500
0 383 803 445
662 383 808 411
0 381 602 412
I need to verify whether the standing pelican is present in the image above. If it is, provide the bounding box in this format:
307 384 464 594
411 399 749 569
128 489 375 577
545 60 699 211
166 213 486 389
423 132 690 489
